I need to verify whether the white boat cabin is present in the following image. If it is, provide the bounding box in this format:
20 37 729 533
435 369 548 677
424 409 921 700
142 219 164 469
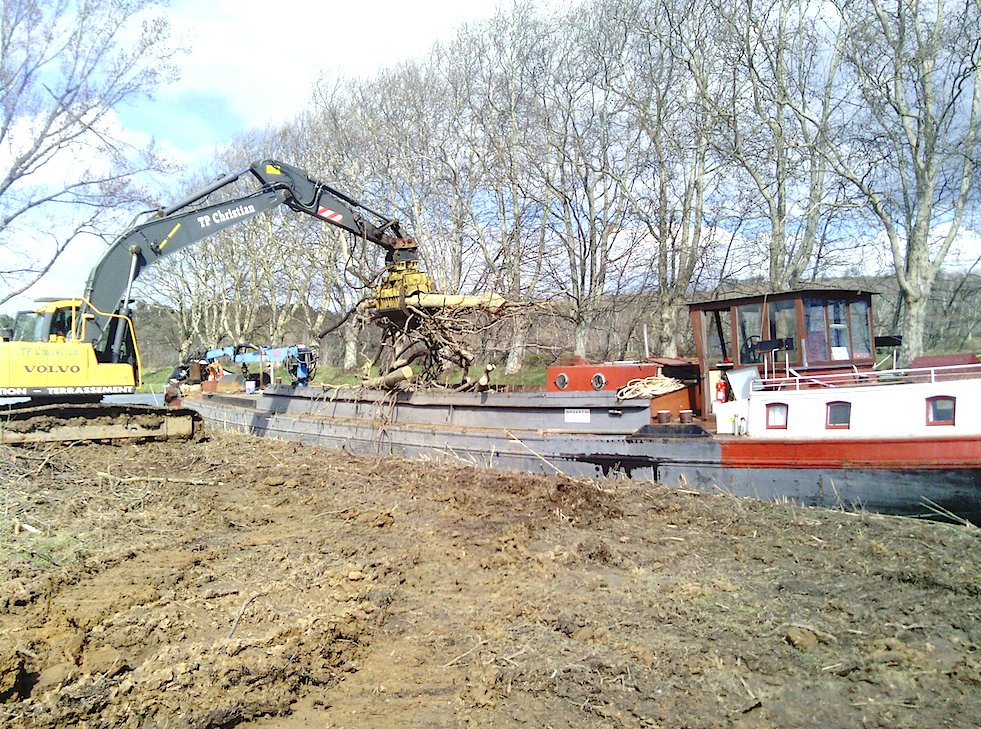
688 289 981 439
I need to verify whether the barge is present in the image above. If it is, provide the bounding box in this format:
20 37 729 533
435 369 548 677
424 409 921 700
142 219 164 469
186 288 981 522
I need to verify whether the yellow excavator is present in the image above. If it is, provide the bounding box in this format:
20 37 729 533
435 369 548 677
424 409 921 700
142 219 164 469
0 160 438 443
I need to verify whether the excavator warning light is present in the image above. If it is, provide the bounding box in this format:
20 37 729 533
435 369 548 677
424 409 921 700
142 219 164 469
265 164 282 175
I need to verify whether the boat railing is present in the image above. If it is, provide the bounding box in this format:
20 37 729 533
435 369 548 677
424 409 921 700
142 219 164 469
781 366 841 389
753 362 981 392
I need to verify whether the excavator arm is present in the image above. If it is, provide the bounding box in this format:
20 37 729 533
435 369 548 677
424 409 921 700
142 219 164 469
0 158 496 442
79 159 427 363
246 161 419 264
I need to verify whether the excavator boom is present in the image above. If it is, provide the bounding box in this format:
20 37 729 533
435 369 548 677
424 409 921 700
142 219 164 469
79 160 429 363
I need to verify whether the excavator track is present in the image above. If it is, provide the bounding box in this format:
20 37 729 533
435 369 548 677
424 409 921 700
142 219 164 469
0 402 204 445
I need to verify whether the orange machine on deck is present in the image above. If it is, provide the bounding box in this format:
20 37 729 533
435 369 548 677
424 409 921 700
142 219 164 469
545 358 702 421
546 360 663 392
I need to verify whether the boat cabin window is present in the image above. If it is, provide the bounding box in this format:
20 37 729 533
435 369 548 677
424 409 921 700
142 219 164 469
828 300 850 359
804 297 874 364
805 298 830 361
766 402 788 429
736 304 763 364
826 401 851 429
849 300 872 357
926 396 955 426
691 291 877 414
768 299 799 362
705 309 732 364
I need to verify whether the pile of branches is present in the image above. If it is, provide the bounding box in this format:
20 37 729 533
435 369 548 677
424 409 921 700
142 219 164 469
362 304 512 391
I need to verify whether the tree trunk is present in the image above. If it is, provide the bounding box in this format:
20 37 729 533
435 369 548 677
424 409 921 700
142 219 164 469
342 319 359 371
900 292 929 366
654 300 682 358
574 319 590 359
503 321 527 375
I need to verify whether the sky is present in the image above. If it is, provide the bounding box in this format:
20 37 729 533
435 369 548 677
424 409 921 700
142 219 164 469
121 0 507 168
4 0 506 315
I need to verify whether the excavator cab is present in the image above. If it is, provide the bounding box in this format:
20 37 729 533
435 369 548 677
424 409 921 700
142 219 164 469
11 299 80 343
3 299 142 399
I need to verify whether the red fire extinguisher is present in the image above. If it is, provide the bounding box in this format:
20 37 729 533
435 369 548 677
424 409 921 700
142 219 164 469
715 379 728 403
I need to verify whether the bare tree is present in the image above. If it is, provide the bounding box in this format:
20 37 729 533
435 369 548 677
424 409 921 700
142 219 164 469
333 65 456 296
0 0 178 303
300 91 392 368
137 244 229 358
601 0 723 357
264 221 341 346
534 11 643 359
125 0 981 370
437 7 553 372
216 218 268 344
667 0 845 290
825 0 980 362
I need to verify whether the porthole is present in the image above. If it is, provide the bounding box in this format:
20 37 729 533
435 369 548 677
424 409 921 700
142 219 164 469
554 372 569 390
591 372 607 390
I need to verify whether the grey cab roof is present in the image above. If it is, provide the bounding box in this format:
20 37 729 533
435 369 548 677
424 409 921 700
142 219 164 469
688 288 875 312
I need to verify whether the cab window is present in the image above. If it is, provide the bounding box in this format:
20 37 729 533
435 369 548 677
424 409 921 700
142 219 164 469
768 299 799 362
12 312 45 341
50 308 73 339
736 304 762 364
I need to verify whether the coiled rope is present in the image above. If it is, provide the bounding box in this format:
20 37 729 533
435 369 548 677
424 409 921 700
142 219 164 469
616 376 684 400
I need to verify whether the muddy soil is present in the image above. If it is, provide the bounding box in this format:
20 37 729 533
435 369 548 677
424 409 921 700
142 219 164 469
1 434 979 728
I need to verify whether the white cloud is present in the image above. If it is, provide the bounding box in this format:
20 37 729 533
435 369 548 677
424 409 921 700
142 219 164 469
125 0 505 162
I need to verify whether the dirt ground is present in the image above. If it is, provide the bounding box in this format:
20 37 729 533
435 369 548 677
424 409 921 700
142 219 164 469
1 433 979 728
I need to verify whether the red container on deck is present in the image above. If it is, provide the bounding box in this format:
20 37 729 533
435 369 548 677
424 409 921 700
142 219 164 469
546 361 663 392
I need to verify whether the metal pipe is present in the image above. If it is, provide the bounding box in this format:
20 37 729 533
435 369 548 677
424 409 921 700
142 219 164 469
111 250 140 363
160 169 244 216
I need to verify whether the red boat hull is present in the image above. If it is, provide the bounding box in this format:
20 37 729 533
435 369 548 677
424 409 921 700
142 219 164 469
720 436 981 469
